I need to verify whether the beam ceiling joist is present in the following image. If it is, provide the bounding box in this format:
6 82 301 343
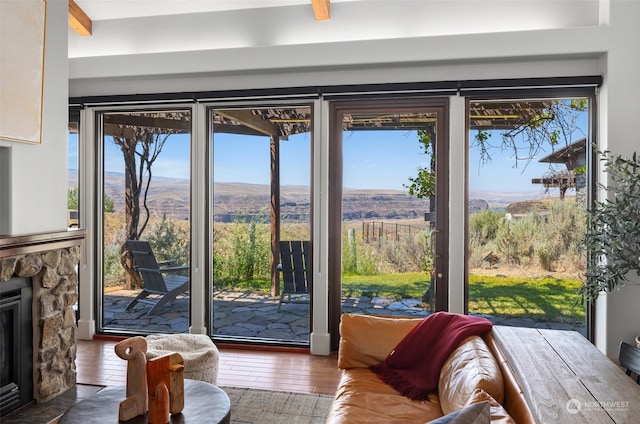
311 0 330 20
68 0 92 36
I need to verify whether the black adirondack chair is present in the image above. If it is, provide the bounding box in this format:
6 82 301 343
277 240 311 311
619 341 640 384
125 240 190 315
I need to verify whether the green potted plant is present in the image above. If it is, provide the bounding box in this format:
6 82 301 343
582 150 640 309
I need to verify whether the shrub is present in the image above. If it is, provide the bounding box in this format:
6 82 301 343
469 238 499 268
341 225 432 276
546 200 586 253
103 222 127 287
103 241 125 287
534 200 586 271
144 214 190 266
225 218 271 281
496 214 538 265
485 200 586 272
469 209 505 246
535 239 560 271
342 228 377 275
416 231 434 276
379 230 432 274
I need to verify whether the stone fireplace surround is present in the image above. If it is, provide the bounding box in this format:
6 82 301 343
0 229 86 407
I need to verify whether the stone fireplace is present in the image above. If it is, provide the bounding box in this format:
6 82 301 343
0 229 85 416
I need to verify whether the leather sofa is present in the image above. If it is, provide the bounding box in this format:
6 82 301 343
326 314 535 423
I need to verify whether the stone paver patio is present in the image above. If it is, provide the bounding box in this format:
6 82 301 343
101 289 585 343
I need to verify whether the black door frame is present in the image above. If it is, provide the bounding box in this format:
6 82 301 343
327 97 450 350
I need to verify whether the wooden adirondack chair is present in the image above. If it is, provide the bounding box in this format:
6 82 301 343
125 240 190 315
277 240 311 311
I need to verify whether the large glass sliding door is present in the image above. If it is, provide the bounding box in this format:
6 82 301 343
466 97 591 335
209 105 312 345
99 108 192 333
328 99 449 345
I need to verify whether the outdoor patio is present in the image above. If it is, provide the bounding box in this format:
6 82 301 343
100 288 585 342
101 289 431 342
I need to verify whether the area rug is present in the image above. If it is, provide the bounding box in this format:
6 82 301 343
222 386 334 424
5 385 332 424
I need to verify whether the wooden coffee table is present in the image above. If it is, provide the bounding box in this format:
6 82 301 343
58 379 230 423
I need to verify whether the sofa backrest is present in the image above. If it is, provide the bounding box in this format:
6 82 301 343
438 335 505 414
337 313 424 369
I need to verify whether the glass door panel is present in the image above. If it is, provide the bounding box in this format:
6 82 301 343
68 113 79 319
330 100 448 322
100 109 192 333
210 105 312 345
467 98 589 335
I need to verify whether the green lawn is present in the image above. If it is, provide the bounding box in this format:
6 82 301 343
217 272 585 323
344 273 585 323
342 272 428 298
468 275 584 323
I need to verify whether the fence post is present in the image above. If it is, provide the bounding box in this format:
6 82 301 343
348 228 357 270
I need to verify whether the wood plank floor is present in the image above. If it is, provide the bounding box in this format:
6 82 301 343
76 338 341 395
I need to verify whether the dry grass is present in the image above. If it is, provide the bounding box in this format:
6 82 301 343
103 212 190 244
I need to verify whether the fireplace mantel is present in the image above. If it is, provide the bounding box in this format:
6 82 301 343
0 228 86 258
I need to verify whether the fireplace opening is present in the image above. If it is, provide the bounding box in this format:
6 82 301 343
0 277 33 417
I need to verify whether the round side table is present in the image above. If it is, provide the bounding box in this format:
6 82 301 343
58 379 230 424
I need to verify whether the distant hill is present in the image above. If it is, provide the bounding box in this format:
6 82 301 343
69 171 546 222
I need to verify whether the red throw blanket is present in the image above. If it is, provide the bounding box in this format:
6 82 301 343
370 312 493 400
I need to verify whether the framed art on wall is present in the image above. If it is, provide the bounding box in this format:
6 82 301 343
0 0 46 145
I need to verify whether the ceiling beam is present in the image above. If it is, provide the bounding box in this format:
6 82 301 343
68 0 92 36
311 0 330 20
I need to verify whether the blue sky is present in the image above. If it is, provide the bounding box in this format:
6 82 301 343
68 122 584 196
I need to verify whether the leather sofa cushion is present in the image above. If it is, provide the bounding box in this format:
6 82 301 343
438 336 504 415
338 313 424 369
326 367 444 424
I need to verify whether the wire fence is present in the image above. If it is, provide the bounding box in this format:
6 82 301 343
362 221 426 246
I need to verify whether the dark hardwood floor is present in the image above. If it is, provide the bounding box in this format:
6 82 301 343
76 338 341 395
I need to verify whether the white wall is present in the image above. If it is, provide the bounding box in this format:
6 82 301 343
595 0 640 357
0 0 68 234
69 0 604 94
64 0 640 356
69 0 599 59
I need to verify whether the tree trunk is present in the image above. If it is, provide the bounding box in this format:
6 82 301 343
121 140 143 290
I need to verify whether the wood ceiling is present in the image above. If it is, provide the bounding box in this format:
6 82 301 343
68 0 331 36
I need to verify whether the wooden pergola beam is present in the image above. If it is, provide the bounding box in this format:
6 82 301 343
311 0 330 20
216 110 281 138
103 114 191 132
69 0 92 36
